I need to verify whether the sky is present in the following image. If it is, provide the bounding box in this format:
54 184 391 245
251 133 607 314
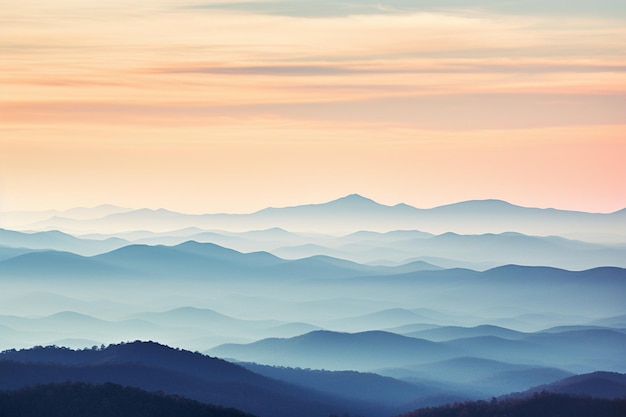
1 0 625 214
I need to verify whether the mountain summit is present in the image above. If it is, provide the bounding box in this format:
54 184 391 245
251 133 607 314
323 194 385 207
256 194 389 213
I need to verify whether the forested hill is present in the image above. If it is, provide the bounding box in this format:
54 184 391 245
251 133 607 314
398 392 626 417
0 341 379 417
0 381 256 417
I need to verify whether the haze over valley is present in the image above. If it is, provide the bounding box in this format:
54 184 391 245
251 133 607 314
1 195 625 416
3 0 626 414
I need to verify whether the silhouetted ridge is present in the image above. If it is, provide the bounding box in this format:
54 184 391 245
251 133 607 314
1 341 251 379
0 342 380 417
240 361 470 408
0 381 255 417
399 392 626 417
521 371 626 399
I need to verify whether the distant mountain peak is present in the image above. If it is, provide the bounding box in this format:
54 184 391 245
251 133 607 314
393 202 414 209
146 208 179 214
254 193 389 214
331 194 382 205
436 199 518 209
341 193 370 200
174 240 223 249
65 204 129 211
265 227 289 232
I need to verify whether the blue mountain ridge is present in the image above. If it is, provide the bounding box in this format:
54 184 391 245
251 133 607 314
0 241 452 279
208 328 626 374
0 341 430 417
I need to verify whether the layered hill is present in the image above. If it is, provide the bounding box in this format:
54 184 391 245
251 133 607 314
208 328 626 374
8 195 626 240
400 392 626 417
0 341 381 417
0 240 436 281
520 371 626 399
0 381 255 417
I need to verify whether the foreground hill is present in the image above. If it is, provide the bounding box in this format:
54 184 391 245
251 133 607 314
240 362 476 411
521 371 626 399
0 381 254 417
399 392 626 417
0 341 377 417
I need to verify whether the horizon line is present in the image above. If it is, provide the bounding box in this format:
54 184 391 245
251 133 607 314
2 194 624 216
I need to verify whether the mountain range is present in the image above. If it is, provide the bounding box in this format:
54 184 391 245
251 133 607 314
0 240 440 281
1 195 625 415
4 194 625 240
208 328 626 374
1 341 624 417
1 238 625 351
3 195 625 271
0 341 377 417
1 241 624 324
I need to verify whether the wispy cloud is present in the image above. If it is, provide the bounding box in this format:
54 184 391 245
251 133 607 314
187 0 626 18
4 92 625 130
2 0 625 212
150 62 626 76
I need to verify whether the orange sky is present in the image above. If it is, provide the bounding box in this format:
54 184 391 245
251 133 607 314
2 0 625 213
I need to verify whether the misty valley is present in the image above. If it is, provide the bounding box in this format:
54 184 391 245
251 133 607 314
1 195 625 417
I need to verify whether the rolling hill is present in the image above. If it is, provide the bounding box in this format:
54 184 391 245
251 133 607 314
0 228 128 256
209 328 626 374
0 381 256 417
521 371 626 399
208 330 461 370
0 341 381 417
401 392 626 417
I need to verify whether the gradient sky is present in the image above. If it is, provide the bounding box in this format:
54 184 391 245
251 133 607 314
2 0 625 214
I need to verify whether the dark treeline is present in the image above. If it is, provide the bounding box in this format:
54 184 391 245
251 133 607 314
0 381 256 417
399 392 626 417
